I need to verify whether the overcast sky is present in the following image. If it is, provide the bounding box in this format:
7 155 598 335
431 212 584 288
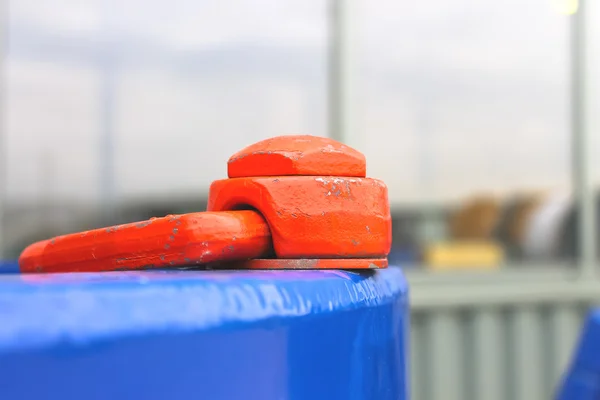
5 0 600 206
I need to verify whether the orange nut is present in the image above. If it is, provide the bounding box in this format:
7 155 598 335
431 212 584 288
207 176 391 260
227 135 366 178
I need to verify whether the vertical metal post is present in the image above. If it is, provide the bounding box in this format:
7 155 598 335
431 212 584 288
99 0 117 225
99 58 116 224
571 0 596 277
416 72 440 245
0 0 6 259
328 0 357 147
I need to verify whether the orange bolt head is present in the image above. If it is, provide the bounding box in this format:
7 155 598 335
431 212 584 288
227 135 366 178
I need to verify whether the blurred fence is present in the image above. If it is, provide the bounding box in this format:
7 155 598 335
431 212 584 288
409 270 600 400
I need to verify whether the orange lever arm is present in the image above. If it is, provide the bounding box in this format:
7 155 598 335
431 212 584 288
19 211 273 273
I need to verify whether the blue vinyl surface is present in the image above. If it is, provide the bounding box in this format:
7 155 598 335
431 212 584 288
0 260 18 274
556 308 600 399
0 267 409 400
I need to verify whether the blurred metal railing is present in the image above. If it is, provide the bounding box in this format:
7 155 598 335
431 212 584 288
408 268 600 400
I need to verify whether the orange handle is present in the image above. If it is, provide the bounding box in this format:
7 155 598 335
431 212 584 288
19 211 273 273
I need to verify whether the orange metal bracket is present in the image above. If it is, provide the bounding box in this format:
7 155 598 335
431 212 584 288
18 135 392 273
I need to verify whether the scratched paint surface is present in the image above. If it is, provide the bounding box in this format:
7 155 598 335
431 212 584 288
208 176 391 259
227 135 366 178
19 211 272 273
0 267 409 400
218 135 391 262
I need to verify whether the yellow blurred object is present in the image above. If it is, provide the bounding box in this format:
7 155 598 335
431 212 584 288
424 241 505 270
552 0 578 15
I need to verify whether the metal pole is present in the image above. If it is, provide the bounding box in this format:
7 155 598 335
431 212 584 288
0 0 6 259
571 0 596 278
328 0 356 147
99 58 116 224
99 1 117 225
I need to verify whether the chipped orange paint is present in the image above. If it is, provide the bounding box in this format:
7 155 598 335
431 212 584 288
19 211 272 273
18 135 391 273
227 135 366 178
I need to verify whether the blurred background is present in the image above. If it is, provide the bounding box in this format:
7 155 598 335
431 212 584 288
1 0 600 399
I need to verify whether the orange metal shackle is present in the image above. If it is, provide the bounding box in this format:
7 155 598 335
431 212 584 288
19 135 392 273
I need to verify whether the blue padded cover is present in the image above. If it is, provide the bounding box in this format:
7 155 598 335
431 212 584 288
0 267 409 400
0 260 18 274
556 308 600 399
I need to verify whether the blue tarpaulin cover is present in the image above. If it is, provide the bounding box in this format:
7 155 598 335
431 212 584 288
0 260 18 274
556 308 600 399
0 267 409 400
